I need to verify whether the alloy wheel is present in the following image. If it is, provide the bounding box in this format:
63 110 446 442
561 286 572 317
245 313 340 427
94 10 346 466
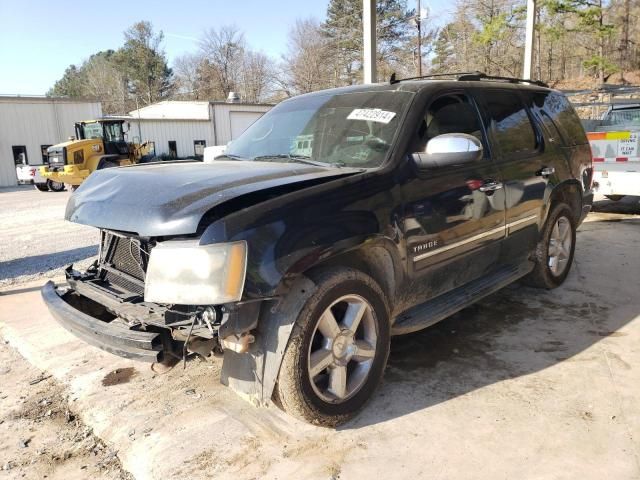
307 295 378 403
548 216 572 276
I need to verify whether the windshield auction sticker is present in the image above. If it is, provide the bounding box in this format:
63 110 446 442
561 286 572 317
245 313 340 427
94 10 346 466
347 108 396 124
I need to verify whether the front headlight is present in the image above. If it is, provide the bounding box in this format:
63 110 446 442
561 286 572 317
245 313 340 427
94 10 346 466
144 240 247 305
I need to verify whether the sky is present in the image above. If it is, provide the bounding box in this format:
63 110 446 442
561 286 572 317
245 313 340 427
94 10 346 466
0 0 451 95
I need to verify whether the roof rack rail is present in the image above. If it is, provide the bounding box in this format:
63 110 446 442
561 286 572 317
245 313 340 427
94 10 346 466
457 72 548 88
389 72 480 84
389 71 548 88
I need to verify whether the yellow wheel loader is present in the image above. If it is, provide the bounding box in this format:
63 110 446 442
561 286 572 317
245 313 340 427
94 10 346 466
40 119 153 190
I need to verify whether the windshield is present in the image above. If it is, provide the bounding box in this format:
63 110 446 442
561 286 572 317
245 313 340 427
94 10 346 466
82 123 103 139
104 122 125 142
603 108 640 126
224 90 413 168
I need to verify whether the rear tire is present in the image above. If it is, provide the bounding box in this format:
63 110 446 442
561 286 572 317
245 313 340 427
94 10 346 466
47 180 65 192
523 202 576 289
34 183 49 192
274 267 390 427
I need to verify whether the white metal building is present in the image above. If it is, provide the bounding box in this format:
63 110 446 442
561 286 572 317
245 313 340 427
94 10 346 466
128 101 272 158
0 96 102 187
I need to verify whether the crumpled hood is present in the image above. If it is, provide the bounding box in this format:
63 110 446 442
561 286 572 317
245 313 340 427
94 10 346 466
66 160 359 237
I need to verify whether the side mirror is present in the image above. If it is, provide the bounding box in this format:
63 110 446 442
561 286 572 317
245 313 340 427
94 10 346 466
412 133 483 169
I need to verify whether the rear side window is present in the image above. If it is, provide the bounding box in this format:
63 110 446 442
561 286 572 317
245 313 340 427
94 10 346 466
483 90 538 157
531 91 586 146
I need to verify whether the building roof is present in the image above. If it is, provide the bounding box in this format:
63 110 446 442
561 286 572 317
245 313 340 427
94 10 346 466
128 100 274 120
129 101 211 120
0 94 100 104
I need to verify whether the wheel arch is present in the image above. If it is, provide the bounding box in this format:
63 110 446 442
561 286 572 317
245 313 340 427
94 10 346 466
544 180 583 225
298 239 402 312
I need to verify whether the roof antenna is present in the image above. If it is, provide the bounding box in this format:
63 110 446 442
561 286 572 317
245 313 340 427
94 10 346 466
389 72 398 84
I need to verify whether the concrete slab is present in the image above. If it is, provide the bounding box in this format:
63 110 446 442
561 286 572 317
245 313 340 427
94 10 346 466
1 213 640 479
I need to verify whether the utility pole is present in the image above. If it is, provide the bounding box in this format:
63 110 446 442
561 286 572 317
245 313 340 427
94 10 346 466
134 95 143 142
416 0 422 76
363 0 377 83
523 0 536 79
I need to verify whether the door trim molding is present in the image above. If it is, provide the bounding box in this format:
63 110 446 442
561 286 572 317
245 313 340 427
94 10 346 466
412 214 538 262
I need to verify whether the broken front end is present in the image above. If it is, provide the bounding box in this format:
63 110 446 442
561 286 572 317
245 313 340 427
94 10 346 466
42 230 261 363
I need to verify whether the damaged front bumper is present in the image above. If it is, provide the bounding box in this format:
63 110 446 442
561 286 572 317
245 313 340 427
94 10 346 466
41 281 167 362
40 266 265 364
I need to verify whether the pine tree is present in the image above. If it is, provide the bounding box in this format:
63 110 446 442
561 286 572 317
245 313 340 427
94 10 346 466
322 0 413 84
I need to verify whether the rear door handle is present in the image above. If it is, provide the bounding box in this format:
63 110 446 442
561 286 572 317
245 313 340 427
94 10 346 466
538 167 555 177
478 181 503 193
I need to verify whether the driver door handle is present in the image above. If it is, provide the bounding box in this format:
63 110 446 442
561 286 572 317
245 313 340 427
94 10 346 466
538 166 555 177
478 181 503 193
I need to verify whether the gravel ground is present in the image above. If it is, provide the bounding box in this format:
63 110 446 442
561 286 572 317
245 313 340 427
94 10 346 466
0 186 98 289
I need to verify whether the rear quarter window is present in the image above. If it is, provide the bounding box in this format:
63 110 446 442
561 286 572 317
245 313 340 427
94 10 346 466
531 91 587 146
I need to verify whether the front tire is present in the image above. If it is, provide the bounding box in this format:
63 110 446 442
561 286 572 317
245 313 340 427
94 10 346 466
47 180 65 192
34 183 49 192
524 202 576 289
274 268 390 427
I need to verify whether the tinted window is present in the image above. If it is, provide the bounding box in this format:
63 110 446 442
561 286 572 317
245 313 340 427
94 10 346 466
425 94 483 141
414 93 487 157
484 90 537 156
531 91 586 146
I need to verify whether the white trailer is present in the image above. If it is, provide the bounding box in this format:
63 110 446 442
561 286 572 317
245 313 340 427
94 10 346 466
587 105 640 200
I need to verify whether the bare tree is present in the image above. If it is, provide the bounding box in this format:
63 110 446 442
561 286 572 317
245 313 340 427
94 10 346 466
240 50 273 102
82 53 129 114
173 53 202 99
281 18 332 96
198 25 246 99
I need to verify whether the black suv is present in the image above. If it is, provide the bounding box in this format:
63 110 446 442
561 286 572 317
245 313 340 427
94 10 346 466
42 74 593 426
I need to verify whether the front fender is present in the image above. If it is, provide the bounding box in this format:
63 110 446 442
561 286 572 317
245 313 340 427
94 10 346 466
220 274 315 406
202 210 386 298
199 168 402 299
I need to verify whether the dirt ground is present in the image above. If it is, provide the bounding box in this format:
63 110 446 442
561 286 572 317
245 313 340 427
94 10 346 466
1 190 640 479
0 339 131 479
